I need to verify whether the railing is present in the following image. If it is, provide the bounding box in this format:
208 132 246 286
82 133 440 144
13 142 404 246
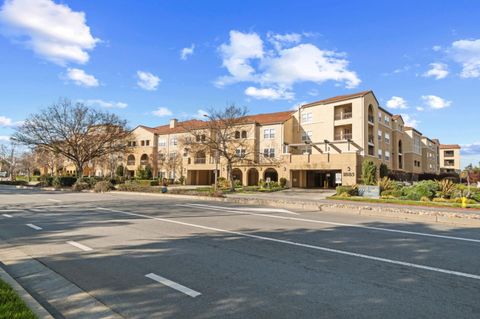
444 161 455 167
368 115 374 123
127 161 135 166
444 153 454 158
140 160 149 165
368 135 374 144
334 133 352 140
194 158 206 164
334 112 352 120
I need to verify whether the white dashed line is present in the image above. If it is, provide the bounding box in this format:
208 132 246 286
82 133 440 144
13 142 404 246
145 273 201 297
47 199 61 202
97 206 480 281
66 241 93 251
2 214 13 218
26 223 42 230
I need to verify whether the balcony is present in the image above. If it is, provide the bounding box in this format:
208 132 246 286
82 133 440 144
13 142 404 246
368 115 374 124
334 112 352 121
368 135 374 144
194 158 206 164
334 133 352 141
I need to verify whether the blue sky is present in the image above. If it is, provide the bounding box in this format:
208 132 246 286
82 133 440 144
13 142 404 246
0 0 479 167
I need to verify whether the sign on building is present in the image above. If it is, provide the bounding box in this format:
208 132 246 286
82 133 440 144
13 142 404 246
335 173 342 185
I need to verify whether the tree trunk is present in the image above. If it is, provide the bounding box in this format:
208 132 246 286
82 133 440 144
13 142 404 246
75 162 84 178
227 161 234 192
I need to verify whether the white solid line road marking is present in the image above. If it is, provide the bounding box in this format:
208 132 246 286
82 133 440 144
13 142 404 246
145 273 201 298
47 199 61 202
97 207 480 281
66 241 93 251
179 203 480 244
2 214 13 218
26 223 42 230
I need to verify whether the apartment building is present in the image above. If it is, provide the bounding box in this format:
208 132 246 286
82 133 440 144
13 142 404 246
439 144 461 173
125 90 458 187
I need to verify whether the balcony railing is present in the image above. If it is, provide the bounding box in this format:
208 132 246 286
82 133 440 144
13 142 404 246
127 161 135 166
334 133 352 141
368 135 374 144
368 115 374 123
194 158 206 164
334 112 352 120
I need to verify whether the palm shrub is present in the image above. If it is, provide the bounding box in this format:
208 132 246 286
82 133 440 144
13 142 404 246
436 179 456 199
361 160 377 185
378 177 396 192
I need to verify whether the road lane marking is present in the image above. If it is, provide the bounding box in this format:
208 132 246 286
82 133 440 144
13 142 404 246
66 241 93 251
179 203 480 244
26 223 42 230
2 214 13 218
47 199 61 202
97 206 480 281
145 273 201 297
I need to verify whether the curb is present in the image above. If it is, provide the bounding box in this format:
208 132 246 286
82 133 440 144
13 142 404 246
0 265 54 319
109 191 480 226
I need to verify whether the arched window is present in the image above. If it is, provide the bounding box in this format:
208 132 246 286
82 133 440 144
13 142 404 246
140 154 149 165
398 140 403 154
235 131 240 139
127 155 135 166
241 130 247 138
368 104 374 123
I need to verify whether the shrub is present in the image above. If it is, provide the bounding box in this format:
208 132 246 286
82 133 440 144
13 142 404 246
379 163 389 178
149 180 159 186
279 177 287 188
39 175 54 186
116 165 124 177
380 189 403 198
432 197 448 202
403 180 439 201
258 178 265 188
436 179 456 199
420 196 431 202
338 191 351 197
0 180 28 186
361 160 377 185
94 181 113 193
378 177 397 192
178 176 185 185
336 185 358 196
72 181 89 191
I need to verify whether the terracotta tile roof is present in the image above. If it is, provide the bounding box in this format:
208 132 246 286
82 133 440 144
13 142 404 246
153 119 207 134
392 114 402 120
440 144 461 149
404 126 423 135
301 90 372 108
244 111 294 124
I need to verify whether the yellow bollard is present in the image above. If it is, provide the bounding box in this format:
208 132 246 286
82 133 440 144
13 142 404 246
461 197 467 208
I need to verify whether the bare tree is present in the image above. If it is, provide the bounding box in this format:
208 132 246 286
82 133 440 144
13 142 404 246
34 147 64 176
158 150 183 181
12 99 131 177
0 142 18 181
181 105 254 191
18 151 36 182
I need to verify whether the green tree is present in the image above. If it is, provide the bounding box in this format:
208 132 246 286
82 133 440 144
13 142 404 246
115 164 124 177
379 163 389 178
361 160 377 185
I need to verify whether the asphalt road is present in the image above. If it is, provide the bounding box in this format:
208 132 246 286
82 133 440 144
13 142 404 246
1 186 479 318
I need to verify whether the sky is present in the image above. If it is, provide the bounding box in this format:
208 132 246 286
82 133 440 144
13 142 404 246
0 0 479 167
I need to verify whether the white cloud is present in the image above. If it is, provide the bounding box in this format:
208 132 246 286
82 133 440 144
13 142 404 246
0 0 99 65
450 39 480 78
136 71 161 91
65 68 99 87
416 106 424 111
194 109 209 119
432 45 442 52
83 99 127 109
422 63 448 79
180 44 195 60
421 95 451 109
386 96 408 109
401 114 420 128
290 101 307 110
461 142 480 156
0 135 11 141
152 107 172 117
244 86 294 100
0 115 22 127
216 30 360 98
216 30 264 86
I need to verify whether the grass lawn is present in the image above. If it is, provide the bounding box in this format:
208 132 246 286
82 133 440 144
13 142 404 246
0 278 36 319
327 196 480 210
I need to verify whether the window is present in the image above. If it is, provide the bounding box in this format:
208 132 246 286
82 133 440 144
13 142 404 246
301 112 312 123
170 136 177 146
378 149 382 159
385 133 390 144
235 131 240 139
241 130 247 138
183 148 189 157
132 141 136 147
158 139 166 147
236 148 246 158
384 115 390 125
378 130 382 142
146 140 150 146
378 111 382 122
141 140 145 146
413 137 421 154
302 131 312 141
264 128 275 139
385 151 390 161
263 148 275 158
169 152 176 160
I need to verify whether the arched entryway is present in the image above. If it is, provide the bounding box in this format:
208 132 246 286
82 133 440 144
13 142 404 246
264 168 278 182
247 168 259 186
232 168 243 186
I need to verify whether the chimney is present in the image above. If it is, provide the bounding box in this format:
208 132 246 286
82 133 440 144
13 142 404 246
169 118 178 128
